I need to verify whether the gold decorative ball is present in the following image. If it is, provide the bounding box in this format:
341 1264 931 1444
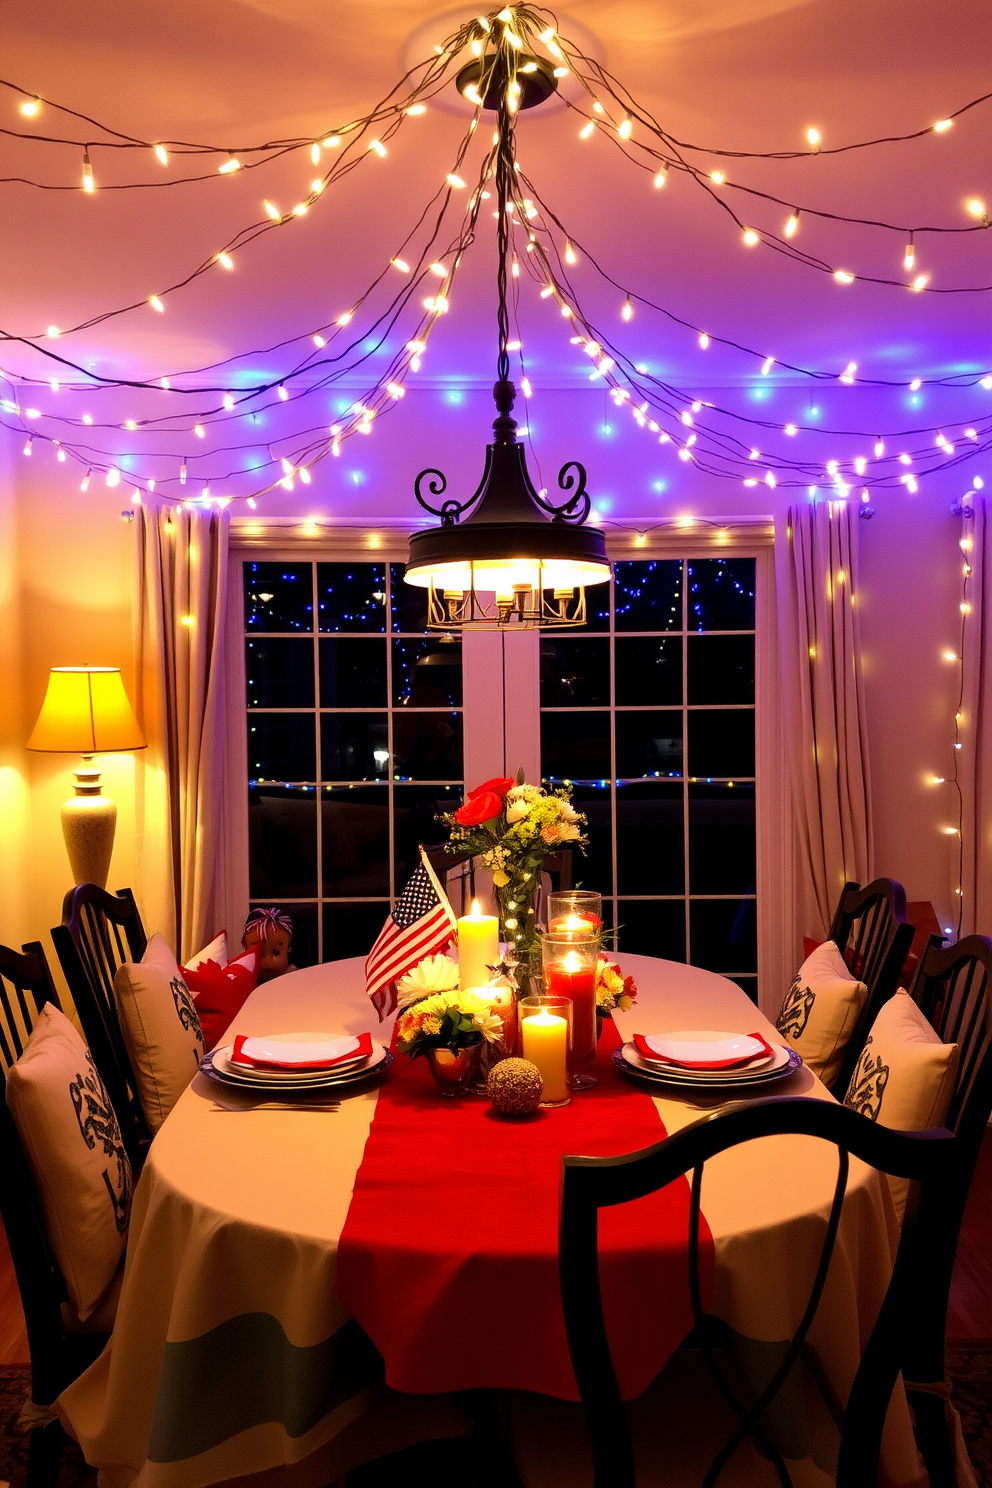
487 1058 544 1116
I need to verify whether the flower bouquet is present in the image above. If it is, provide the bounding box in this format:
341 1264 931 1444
395 956 504 1095
443 770 588 994
595 956 638 1030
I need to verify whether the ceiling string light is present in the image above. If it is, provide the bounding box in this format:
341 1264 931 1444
404 31 611 628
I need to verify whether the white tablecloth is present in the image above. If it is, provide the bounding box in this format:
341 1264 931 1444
58 955 925 1488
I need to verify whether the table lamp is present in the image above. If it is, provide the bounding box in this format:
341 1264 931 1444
26 666 147 888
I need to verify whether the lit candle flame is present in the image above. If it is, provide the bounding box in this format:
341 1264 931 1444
563 950 583 973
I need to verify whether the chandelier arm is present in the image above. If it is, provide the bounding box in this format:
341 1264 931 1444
528 460 593 524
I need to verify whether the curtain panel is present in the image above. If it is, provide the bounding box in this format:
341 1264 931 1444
959 498 992 938
776 501 873 944
134 505 243 962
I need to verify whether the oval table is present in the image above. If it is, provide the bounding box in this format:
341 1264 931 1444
58 955 926 1488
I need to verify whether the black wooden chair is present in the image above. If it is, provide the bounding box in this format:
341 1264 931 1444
51 884 149 1168
555 1096 958 1488
901 933 992 1485
826 878 915 1098
0 941 111 1488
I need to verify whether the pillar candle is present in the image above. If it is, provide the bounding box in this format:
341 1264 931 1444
458 900 499 991
545 953 598 1065
521 1010 569 1104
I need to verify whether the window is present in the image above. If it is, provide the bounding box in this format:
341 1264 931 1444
540 558 757 999
244 560 463 965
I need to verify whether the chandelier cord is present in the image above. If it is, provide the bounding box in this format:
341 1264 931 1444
495 42 515 388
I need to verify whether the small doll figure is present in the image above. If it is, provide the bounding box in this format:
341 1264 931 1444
243 907 296 984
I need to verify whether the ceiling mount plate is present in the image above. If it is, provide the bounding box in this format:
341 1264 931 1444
454 53 559 111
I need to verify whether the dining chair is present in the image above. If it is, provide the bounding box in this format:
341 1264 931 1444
0 941 111 1488
553 1096 957 1488
826 877 915 1098
901 932 992 1486
51 884 149 1167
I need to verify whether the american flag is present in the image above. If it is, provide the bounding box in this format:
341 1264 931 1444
365 849 457 1020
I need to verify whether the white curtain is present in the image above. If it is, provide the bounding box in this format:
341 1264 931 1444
776 500 873 946
133 505 244 962
959 498 992 937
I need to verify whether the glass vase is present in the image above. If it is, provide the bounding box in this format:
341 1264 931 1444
426 1044 481 1097
495 871 543 997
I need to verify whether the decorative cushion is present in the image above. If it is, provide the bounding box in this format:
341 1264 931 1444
184 950 258 1052
184 929 228 973
844 989 959 1219
775 939 867 1087
6 1005 132 1322
114 933 205 1133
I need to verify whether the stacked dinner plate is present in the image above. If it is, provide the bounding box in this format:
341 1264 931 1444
614 1029 802 1090
200 1030 392 1094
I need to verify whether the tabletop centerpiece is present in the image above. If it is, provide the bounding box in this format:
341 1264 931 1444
443 769 588 995
394 953 506 1096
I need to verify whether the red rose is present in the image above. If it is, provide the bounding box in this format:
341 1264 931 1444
455 790 503 826
468 777 515 800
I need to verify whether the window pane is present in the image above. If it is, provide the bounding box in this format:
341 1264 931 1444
614 637 682 706
567 784 614 894
320 714 389 782
393 637 463 707
616 783 684 893
540 638 610 707
394 785 462 885
246 638 314 709
686 559 755 631
613 561 682 632
616 900 686 961
322 785 390 897
392 712 463 781
244 563 313 632
688 784 756 894
318 638 388 708
686 710 754 778
248 714 316 783
323 903 392 962
247 901 318 969
390 564 429 634
316 563 386 633
689 899 757 972
248 788 316 897
615 711 683 779
687 635 754 705
542 713 611 782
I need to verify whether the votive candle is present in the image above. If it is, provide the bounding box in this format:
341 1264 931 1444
520 1008 570 1104
545 950 598 1066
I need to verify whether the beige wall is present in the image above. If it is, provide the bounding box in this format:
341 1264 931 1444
0 396 975 972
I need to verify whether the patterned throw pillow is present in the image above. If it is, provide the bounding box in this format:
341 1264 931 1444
843 990 958 1219
775 939 867 1087
6 1004 132 1321
114 933 205 1133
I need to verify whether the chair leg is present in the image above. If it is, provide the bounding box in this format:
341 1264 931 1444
907 1389 958 1488
27 1421 64 1488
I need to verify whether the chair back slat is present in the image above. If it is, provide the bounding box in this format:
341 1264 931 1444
51 884 149 1167
559 1096 958 1488
909 934 992 1149
827 878 915 1098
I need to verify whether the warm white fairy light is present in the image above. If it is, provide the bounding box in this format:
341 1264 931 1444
20 98 41 117
742 228 760 246
391 258 411 273
784 210 800 237
218 153 241 174
933 118 953 132
698 332 710 349
618 117 632 140
653 166 668 188
216 252 235 270
447 173 466 189
911 273 930 292
761 356 775 375
579 121 595 140
80 469 91 491
154 144 168 166
840 361 857 383
277 385 289 401
369 139 387 158
967 198 988 222
806 127 821 150
564 242 577 265
263 200 280 219
910 378 923 391
833 269 855 284
709 171 726 185
223 393 235 411
904 236 916 271
149 295 165 312
82 150 95 193
22 437 32 456
313 332 326 347
621 297 633 321
194 423 205 438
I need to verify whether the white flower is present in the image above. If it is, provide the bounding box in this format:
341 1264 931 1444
473 1009 505 1043
557 801 581 824
507 783 542 803
506 799 531 823
396 953 460 1008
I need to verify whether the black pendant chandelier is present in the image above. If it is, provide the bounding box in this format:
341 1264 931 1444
404 36 612 630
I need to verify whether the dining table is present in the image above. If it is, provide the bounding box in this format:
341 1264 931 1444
58 954 928 1488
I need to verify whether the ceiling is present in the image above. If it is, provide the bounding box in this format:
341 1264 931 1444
1 0 990 512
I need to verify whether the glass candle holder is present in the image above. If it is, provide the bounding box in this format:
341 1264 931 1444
546 890 603 940
542 932 600 1089
518 995 572 1107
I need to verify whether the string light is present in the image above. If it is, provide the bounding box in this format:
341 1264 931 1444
806 127 821 151
154 145 168 166
81 149 94 193
80 469 91 491
904 235 915 271
784 210 800 237
218 153 241 174
621 297 633 321
148 295 165 312
263 200 280 220
742 228 760 246
933 118 953 132
19 97 41 117
653 166 668 188
216 252 235 270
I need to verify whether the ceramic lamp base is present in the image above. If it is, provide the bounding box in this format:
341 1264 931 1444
61 762 116 887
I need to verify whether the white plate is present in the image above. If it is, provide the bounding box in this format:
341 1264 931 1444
616 1042 801 1089
636 1030 773 1070
214 1045 371 1082
202 1041 389 1091
237 1032 366 1068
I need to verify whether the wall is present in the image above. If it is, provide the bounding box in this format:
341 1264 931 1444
0 380 982 969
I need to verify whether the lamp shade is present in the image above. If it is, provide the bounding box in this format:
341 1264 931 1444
26 668 146 754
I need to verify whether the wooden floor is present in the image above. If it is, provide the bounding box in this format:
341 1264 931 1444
0 1132 989 1366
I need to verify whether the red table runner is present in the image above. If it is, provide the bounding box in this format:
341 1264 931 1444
337 1022 714 1400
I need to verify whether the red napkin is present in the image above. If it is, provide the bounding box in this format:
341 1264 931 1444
633 1031 774 1070
230 1030 373 1071
185 952 257 1052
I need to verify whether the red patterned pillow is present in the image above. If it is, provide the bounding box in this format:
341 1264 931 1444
183 951 257 1052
